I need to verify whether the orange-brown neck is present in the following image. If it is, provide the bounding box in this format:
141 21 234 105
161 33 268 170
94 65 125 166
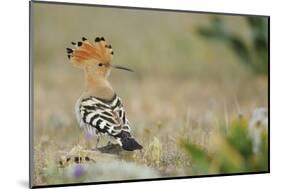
83 67 115 100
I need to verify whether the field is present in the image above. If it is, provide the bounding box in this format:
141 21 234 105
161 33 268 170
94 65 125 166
31 2 268 186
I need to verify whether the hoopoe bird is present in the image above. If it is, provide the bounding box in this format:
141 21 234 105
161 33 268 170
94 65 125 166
66 36 143 151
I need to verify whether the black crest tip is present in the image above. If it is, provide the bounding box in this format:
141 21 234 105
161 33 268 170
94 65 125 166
108 44 112 49
71 42 76 45
100 37 105 41
95 37 101 42
77 41 83 47
111 51 114 55
82 37 87 41
67 54 71 59
66 48 73 53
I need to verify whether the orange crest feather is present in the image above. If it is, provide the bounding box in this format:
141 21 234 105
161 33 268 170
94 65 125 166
66 37 114 68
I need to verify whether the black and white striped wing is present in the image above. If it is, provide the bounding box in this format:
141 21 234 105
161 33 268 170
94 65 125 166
111 96 131 133
79 95 131 137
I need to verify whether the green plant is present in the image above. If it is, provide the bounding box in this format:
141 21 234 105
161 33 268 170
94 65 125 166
181 117 268 175
197 16 268 75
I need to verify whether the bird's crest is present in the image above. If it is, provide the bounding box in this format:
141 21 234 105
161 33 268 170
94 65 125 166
66 37 114 68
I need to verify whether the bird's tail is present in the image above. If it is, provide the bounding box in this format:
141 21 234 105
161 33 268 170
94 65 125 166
121 137 143 151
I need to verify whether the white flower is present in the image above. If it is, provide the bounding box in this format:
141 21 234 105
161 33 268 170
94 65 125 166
249 108 268 154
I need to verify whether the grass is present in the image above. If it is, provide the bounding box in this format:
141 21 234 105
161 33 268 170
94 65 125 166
181 116 268 175
31 2 268 186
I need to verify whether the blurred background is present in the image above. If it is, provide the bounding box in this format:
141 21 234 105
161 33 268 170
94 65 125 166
31 2 268 186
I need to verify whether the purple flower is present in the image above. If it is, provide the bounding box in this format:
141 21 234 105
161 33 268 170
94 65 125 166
73 165 86 178
84 131 93 140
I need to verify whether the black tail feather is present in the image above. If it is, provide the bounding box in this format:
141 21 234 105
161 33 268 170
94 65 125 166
121 137 143 151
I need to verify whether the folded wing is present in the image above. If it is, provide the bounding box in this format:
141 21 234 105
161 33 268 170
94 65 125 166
79 95 142 151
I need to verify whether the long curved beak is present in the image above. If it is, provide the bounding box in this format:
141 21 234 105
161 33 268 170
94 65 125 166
111 65 134 72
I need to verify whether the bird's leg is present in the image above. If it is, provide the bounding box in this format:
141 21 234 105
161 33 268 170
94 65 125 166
96 134 100 149
107 136 118 146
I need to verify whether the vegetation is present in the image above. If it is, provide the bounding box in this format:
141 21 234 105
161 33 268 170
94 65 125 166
181 116 268 175
197 16 268 74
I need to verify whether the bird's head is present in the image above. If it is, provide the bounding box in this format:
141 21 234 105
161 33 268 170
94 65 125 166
66 37 133 78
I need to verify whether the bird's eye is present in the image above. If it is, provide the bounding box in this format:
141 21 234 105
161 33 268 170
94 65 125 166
98 63 103 67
